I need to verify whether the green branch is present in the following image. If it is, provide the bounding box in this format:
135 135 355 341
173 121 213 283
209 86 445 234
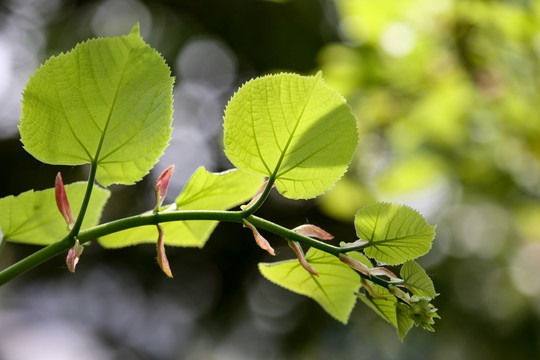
241 177 276 217
69 161 99 240
0 209 398 290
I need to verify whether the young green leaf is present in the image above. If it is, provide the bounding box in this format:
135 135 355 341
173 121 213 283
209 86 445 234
0 183 110 245
357 284 397 327
19 24 174 187
259 248 361 324
356 203 436 265
356 283 412 340
400 260 438 299
223 72 358 199
99 167 264 248
396 303 414 341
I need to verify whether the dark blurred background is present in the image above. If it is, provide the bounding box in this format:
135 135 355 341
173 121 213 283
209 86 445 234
1 0 540 359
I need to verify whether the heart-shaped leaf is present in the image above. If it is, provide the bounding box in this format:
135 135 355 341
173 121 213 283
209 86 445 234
19 24 174 187
223 72 358 199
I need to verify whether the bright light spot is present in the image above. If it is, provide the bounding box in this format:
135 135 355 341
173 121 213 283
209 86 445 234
176 38 237 93
380 22 416 57
0 39 13 99
510 243 540 297
339 16 368 45
91 0 152 37
0 318 112 360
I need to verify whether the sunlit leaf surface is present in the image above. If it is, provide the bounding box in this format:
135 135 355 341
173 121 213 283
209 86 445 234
19 24 174 187
0 183 110 246
356 203 435 265
259 248 361 324
223 72 358 199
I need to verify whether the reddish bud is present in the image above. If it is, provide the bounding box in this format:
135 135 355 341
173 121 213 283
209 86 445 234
288 241 319 277
66 239 84 273
55 172 75 229
388 284 411 303
370 267 398 279
156 225 173 278
155 165 175 211
243 220 275 256
339 254 371 277
293 224 333 240
361 278 388 300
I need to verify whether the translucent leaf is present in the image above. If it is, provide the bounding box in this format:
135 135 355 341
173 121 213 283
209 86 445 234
400 260 438 299
99 167 263 248
355 203 436 265
259 248 361 324
396 303 414 341
357 284 397 327
19 24 174 187
0 183 110 246
223 72 358 199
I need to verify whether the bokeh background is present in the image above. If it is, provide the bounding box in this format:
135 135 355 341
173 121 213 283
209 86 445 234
1 0 540 359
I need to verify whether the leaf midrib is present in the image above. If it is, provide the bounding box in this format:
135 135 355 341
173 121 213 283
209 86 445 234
367 229 434 245
92 45 132 164
266 79 317 179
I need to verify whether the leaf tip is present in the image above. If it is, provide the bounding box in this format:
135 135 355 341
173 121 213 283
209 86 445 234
129 22 141 37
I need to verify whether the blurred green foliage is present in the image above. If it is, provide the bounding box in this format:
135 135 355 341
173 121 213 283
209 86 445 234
318 0 540 357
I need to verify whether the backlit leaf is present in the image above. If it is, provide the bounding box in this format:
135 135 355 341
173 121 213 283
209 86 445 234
357 284 397 326
99 167 263 248
401 260 438 299
356 283 412 341
396 303 414 341
356 203 435 265
19 24 174 187
223 72 358 199
259 248 361 324
0 183 110 246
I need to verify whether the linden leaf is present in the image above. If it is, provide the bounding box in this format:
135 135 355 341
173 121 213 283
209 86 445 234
357 284 397 326
0 183 110 246
357 284 414 341
99 167 264 248
259 248 361 324
223 72 358 199
401 261 438 299
396 303 414 341
19 24 174 187
355 203 436 265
